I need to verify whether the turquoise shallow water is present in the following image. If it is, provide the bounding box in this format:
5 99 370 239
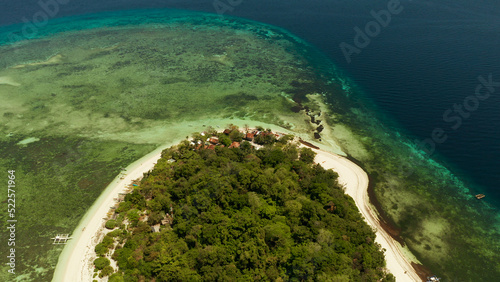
1 8 499 281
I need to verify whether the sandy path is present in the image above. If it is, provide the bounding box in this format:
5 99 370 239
313 148 421 281
52 145 169 282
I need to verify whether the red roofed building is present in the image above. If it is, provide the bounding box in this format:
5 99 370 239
261 131 274 137
208 137 219 144
229 142 240 148
245 133 254 141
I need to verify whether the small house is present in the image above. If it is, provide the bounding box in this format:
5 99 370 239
229 142 240 148
208 137 219 144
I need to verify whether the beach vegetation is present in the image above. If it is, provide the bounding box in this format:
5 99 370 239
94 130 391 281
229 129 244 142
95 243 109 257
108 272 125 282
219 134 232 147
125 190 146 209
254 132 276 145
126 209 140 226
116 201 133 213
107 229 123 238
105 219 117 229
100 265 115 278
299 147 316 164
93 257 110 270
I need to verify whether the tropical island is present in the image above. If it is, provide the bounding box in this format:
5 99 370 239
2 9 498 282
80 126 399 281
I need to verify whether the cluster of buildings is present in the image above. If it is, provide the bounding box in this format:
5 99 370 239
190 128 287 151
192 135 235 150
243 129 286 141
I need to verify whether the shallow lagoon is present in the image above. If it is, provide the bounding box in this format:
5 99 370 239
0 9 498 281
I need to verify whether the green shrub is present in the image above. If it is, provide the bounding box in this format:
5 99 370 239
127 209 140 224
93 257 110 270
229 130 244 142
219 135 232 147
125 190 146 209
108 272 125 282
299 147 316 164
95 243 109 257
105 219 117 229
99 265 114 277
116 201 132 213
102 235 115 248
108 229 123 237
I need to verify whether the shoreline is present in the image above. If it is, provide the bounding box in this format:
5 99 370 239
311 147 422 281
51 119 291 281
51 140 182 282
52 130 423 282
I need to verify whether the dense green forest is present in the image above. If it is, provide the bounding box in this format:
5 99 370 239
93 127 394 281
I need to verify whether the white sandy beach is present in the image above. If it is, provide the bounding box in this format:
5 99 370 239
51 144 173 282
53 135 421 282
312 147 422 281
